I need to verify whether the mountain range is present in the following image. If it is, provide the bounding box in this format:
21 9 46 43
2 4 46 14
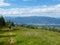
4 16 60 25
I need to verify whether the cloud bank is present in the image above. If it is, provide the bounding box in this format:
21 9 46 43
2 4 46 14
22 0 37 1
0 4 60 18
0 0 10 6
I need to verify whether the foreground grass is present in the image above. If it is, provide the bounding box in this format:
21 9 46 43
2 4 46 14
0 27 60 45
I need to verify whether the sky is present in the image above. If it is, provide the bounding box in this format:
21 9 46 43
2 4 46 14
0 0 60 18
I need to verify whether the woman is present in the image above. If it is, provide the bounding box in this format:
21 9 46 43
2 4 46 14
8 23 11 29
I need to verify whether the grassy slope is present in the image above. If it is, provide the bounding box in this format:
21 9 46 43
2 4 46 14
0 27 60 45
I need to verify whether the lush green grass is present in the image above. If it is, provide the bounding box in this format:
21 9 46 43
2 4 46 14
0 27 60 45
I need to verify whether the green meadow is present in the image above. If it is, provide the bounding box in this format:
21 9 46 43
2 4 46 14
0 26 60 45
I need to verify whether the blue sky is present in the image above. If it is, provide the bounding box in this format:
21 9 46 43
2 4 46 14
4 0 60 8
0 0 60 18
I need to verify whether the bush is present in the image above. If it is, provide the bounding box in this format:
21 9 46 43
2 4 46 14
20 24 27 27
20 24 38 29
41 26 48 30
26 25 38 29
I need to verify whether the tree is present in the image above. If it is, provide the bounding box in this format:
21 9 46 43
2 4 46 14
0 16 5 27
52 26 57 31
6 21 15 26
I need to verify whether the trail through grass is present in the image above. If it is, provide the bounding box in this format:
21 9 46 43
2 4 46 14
0 27 60 45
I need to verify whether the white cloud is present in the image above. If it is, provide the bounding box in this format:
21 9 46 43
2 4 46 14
53 0 60 1
0 0 10 6
0 4 60 18
22 0 37 2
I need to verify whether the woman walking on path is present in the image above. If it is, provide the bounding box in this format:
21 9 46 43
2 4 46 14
8 23 11 29
8 23 15 44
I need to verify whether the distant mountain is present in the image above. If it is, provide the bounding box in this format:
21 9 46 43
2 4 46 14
4 16 60 25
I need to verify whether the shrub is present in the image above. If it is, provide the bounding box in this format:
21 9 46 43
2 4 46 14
20 24 38 29
52 26 57 32
41 26 48 30
26 25 38 29
20 24 27 27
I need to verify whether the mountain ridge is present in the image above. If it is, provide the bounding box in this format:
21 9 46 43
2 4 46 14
4 16 60 25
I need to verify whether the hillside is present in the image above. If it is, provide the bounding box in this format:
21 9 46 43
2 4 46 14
4 16 60 25
0 26 60 45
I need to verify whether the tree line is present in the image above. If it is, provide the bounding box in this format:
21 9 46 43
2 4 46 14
0 16 60 32
0 16 15 28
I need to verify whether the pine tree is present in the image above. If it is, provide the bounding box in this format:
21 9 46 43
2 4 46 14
0 16 5 27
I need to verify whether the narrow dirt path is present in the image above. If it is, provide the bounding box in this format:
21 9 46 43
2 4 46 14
9 32 16 44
